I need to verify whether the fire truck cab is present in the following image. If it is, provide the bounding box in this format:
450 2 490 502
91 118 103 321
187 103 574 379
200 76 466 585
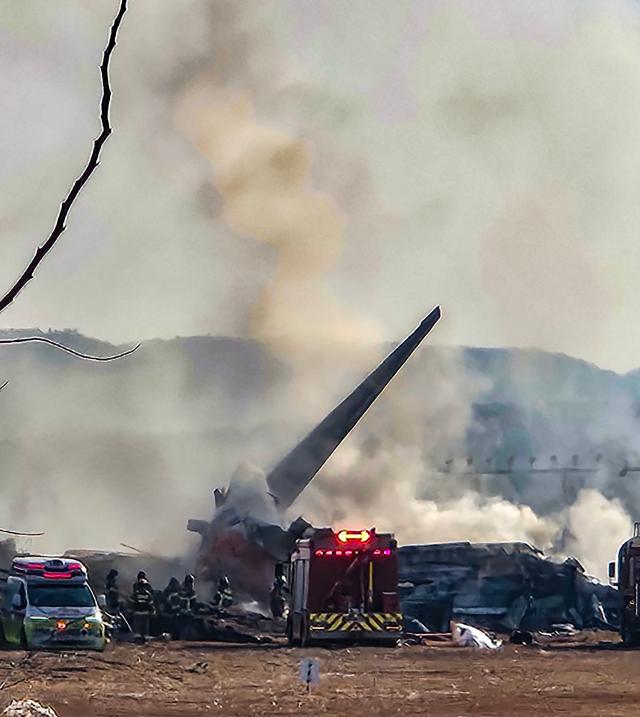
0 557 106 651
612 523 640 645
287 528 402 646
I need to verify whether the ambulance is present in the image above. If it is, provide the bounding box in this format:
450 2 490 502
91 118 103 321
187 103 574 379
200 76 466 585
0 557 106 650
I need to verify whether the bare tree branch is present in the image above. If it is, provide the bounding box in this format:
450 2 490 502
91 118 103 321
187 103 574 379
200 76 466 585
0 527 44 537
0 336 140 362
0 0 128 315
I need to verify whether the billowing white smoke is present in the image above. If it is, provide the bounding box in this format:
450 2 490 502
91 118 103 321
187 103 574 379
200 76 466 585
224 461 282 526
563 489 632 578
295 442 558 550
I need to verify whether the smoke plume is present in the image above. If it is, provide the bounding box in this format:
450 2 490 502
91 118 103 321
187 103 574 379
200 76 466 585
3 1 640 582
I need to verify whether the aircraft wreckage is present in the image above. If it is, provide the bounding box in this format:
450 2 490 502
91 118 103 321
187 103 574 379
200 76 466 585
187 306 442 600
181 304 617 633
0 303 616 635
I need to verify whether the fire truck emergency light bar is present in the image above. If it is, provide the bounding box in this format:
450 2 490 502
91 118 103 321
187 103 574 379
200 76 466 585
337 529 371 543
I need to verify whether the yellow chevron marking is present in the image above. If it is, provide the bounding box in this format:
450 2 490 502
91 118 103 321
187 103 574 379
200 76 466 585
309 612 404 631
327 614 343 630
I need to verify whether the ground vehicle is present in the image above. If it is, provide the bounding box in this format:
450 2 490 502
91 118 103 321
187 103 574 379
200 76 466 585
287 528 402 646
0 557 106 651
610 522 640 645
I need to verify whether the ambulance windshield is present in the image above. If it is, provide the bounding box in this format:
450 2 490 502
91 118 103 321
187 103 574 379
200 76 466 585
28 584 95 608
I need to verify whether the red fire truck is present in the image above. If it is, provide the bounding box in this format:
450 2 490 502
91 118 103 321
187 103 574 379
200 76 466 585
610 522 640 644
287 528 402 646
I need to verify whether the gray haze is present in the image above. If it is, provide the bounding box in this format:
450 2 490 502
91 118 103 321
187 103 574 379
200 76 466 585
1 2 640 580
2 2 640 370
0 331 637 580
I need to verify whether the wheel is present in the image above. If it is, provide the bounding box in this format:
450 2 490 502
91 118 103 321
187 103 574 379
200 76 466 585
19 627 28 651
286 614 296 647
299 614 309 648
622 619 639 646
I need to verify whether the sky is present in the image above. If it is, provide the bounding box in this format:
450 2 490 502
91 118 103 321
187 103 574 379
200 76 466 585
2 1 640 371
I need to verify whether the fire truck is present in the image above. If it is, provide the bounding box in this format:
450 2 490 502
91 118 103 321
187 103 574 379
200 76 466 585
286 528 403 646
611 522 640 645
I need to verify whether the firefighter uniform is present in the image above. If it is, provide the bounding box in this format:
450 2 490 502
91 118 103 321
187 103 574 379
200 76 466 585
212 575 233 611
131 571 155 637
162 577 182 614
181 574 197 613
105 569 120 612
270 575 288 618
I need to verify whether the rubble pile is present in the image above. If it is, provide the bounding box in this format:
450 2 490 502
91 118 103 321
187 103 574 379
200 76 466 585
399 542 619 633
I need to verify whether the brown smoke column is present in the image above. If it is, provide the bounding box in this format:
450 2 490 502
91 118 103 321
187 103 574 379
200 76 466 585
174 81 380 360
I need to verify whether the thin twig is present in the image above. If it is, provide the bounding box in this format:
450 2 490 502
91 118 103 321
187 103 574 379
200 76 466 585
0 335 140 362
0 527 44 537
0 0 128 315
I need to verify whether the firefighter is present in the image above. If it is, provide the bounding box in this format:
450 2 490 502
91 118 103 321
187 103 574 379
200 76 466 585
102 568 132 637
270 574 288 618
159 576 183 638
181 574 197 613
105 569 120 612
130 571 155 637
161 577 182 614
212 575 233 611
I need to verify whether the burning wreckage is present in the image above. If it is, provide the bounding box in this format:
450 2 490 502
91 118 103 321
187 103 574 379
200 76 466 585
180 303 617 640
399 542 618 636
0 306 619 643
0 307 443 645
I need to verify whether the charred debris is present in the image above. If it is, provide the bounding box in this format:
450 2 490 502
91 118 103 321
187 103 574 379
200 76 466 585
400 542 618 635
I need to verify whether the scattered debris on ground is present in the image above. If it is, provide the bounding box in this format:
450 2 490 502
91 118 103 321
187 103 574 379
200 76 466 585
509 629 535 646
2 701 58 717
451 621 503 650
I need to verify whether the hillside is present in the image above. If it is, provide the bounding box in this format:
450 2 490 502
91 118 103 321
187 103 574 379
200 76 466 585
0 329 637 557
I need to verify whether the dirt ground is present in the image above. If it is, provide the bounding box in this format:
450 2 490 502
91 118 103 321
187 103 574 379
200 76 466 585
0 633 637 716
